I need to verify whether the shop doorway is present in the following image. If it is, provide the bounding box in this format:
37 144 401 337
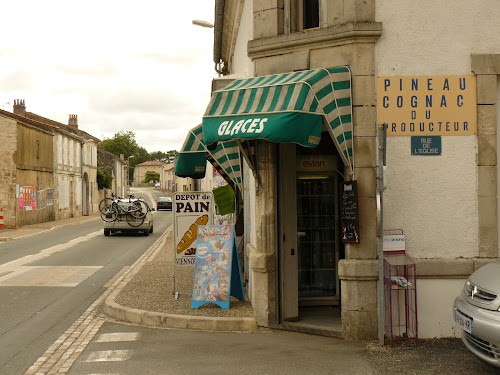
279 133 344 332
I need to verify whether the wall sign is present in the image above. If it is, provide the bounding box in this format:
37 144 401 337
296 155 338 173
377 75 477 136
174 192 213 266
411 136 442 156
340 180 359 243
191 225 245 309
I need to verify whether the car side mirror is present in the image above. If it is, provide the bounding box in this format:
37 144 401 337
150 208 155 212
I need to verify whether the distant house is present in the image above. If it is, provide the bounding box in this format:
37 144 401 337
161 162 175 191
133 160 168 187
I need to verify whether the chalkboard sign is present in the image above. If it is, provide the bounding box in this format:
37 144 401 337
191 225 245 309
340 180 360 243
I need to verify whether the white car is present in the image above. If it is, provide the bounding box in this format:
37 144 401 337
453 260 500 368
103 199 154 236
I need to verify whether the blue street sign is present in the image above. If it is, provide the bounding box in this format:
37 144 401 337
411 136 441 156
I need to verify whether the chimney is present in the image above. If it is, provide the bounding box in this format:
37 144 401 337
68 114 78 129
13 99 26 116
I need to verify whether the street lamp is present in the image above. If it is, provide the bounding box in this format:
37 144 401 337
192 19 214 28
127 155 135 189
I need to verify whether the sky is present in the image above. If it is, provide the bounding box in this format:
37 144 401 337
0 1 216 153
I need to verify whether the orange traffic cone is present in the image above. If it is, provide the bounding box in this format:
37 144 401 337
0 208 4 229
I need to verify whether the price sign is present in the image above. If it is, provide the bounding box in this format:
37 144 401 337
340 180 360 243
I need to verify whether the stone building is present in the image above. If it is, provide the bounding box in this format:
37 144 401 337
0 107 55 227
0 100 100 227
176 0 500 340
133 160 168 186
22 105 100 217
161 162 176 191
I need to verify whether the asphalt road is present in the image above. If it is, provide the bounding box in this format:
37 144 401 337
0 188 173 375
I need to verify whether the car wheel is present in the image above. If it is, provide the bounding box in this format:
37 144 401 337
149 224 154 234
144 229 150 236
104 229 110 236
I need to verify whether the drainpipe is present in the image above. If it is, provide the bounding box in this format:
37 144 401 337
214 0 225 75
81 141 85 216
377 124 387 346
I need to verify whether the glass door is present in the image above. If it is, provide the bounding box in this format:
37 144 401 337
297 175 339 304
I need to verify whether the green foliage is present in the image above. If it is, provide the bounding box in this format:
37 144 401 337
99 131 139 159
149 150 178 163
143 171 160 183
97 167 112 189
99 131 178 179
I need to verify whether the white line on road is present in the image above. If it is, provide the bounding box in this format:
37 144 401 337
95 332 140 342
84 350 133 362
0 230 102 273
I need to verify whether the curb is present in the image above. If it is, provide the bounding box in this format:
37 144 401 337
102 226 258 333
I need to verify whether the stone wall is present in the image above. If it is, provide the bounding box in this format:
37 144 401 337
0 116 18 228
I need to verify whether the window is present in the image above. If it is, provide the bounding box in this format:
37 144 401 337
36 139 40 160
296 0 320 30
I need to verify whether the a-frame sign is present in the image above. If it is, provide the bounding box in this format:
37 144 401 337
191 225 244 309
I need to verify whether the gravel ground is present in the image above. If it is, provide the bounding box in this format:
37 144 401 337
364 338 499 374
115 231 253 317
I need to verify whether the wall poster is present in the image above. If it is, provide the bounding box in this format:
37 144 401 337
19 186 36 211
191 225 244 309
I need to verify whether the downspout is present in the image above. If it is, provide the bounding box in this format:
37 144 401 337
214 0 225 75
81 141 85 215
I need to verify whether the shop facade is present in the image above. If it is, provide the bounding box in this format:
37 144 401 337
177 0 500 340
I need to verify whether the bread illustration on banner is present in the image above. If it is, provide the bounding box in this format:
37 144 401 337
177 214 209 254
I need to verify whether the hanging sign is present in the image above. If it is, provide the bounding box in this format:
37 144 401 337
191 225 245 309
340 180 360 243
377 75 477 136
174 192 213 266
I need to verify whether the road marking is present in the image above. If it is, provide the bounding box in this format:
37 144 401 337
84 349 133 362
95 332 140 342
24 226 172 374
0 230 102 274
0 265 101 287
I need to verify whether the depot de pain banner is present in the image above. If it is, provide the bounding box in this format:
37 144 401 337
173 192 213 266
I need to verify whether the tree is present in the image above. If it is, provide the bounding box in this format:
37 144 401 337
97 167 112 189
143 171 160 183
99 130 139 159
149 150 178 163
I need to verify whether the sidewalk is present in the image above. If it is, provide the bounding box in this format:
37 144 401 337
102 225 258 332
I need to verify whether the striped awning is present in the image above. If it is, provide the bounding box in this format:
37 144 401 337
202 67 353 173
175 124 242 191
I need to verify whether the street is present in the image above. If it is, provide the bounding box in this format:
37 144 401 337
0 188 172 375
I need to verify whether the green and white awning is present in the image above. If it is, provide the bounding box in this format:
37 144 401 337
202 67 354 173
175 124 242 191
